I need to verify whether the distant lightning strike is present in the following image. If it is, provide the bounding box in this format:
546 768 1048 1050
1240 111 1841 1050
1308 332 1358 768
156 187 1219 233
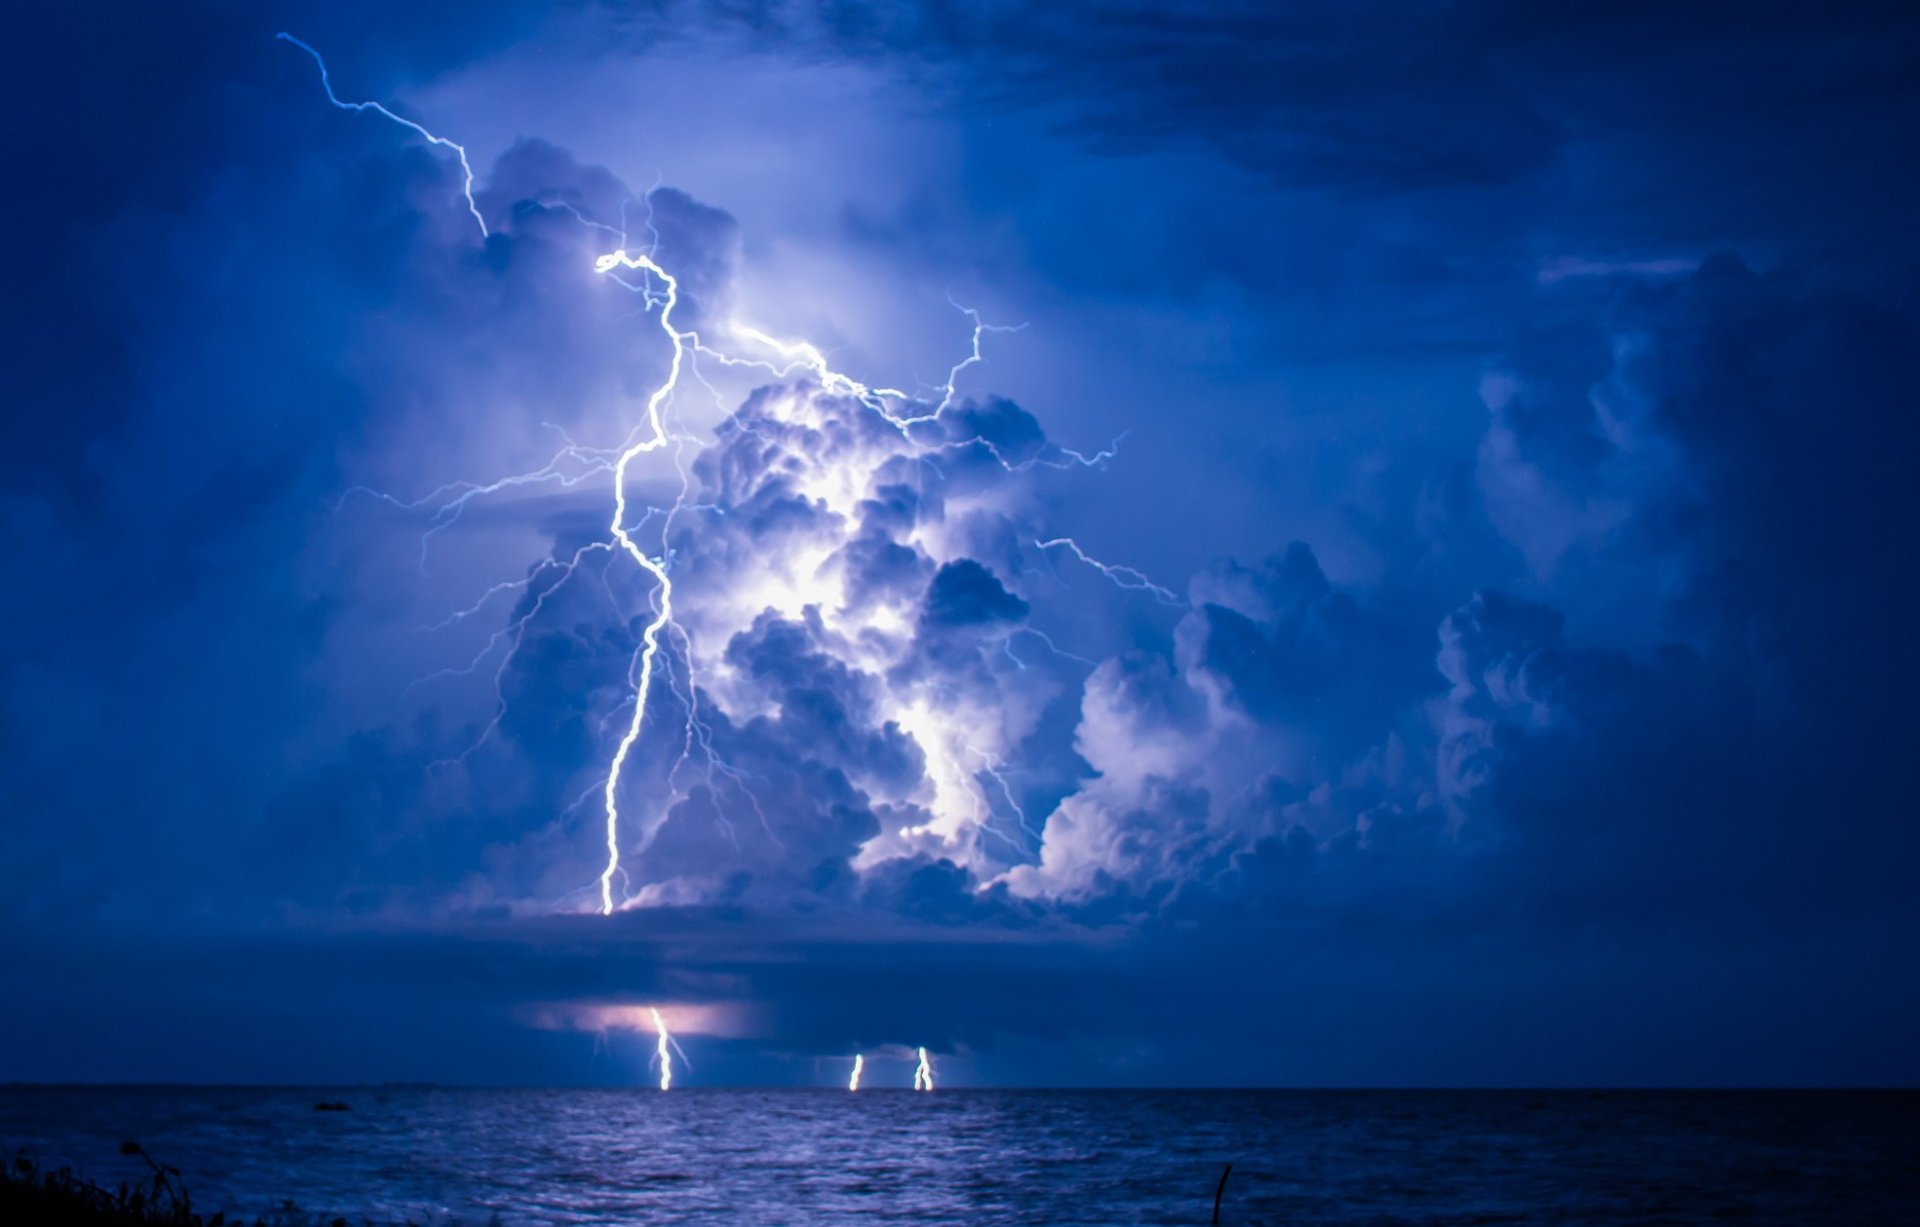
913 1046 935 1091
283 35 1178 916
652 1007 673 1091
848 1053 864 1092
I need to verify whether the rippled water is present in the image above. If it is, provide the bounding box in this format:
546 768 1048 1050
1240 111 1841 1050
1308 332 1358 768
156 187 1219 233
2 1087 1914 1224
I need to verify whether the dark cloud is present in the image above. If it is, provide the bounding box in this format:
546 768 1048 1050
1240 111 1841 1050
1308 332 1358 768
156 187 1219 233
920 559 1028 629
5 900 1912 1085
598 0 1920 273
1454 256 1920 932
606 0 1565 193
1183 544 1402 726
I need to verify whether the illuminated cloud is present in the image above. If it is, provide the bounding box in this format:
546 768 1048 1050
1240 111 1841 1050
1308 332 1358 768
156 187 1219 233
521 999 754 1040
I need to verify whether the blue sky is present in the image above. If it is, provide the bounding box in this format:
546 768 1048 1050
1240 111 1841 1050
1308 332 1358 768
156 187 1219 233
1 0 1916 1087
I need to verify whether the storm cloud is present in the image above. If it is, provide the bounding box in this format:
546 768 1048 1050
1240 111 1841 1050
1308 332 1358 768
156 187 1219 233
2 0 1916 1086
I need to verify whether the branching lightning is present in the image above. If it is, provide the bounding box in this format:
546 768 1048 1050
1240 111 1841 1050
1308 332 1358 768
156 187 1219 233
591 249 686 915
913 1046 935 1092
1036 537 1185 606
273 33 488 238
283 34 1182 923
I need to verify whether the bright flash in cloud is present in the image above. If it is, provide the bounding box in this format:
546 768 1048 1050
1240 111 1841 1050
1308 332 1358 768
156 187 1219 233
280 33 1179 920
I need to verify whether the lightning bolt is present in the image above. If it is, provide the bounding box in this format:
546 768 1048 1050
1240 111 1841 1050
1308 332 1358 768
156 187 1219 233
1035 537 1184 606
283 34 1178 918
273 34 488 237
848 1053 864 1092
651 1007 673 1091
591 249 686 914
913 1046 934 1091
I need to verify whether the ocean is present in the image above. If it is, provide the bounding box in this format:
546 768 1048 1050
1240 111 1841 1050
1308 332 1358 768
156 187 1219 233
2 1086 1914 1224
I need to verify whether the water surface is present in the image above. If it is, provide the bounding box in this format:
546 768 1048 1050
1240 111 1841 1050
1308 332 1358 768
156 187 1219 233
3 1086 1914 1224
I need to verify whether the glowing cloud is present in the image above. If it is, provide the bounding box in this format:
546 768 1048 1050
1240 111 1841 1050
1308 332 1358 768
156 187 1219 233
283 33 1179 916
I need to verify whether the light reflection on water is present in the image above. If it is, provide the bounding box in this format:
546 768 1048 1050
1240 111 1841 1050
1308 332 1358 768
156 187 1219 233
2 1087 1915 1225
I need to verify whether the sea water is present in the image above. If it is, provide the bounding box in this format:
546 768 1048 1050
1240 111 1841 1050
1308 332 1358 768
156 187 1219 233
2 1086 1914 1224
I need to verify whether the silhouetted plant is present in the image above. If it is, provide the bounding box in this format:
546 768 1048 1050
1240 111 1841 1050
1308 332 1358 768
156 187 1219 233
1 1147 465 1226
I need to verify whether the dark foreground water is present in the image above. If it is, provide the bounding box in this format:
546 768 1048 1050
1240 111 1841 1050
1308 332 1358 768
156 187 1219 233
2 1087 1915 1225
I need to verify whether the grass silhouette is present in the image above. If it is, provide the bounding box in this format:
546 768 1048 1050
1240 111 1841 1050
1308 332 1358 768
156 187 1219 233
0 1143 452 1227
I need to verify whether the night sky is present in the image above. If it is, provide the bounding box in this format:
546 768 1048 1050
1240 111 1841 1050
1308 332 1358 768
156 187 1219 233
3 1 1917 1088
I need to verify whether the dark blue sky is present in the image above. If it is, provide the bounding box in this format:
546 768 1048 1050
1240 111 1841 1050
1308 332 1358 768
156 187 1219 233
2 0 1917 1087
